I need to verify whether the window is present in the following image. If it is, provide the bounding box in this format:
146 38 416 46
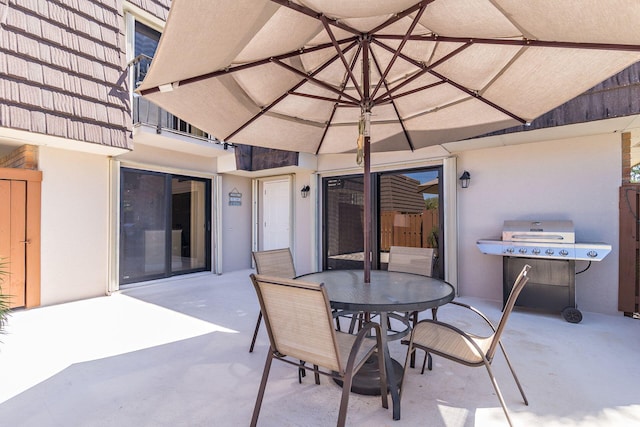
120 168 211 285
132 21 160 87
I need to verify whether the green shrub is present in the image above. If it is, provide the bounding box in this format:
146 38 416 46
0 259 10 335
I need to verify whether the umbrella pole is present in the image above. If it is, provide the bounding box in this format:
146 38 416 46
364 134 371 283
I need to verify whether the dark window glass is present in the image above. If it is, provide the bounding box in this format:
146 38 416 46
323 176 365 271
135 21 160 58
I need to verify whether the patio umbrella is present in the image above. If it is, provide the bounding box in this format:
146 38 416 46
138 0 640 282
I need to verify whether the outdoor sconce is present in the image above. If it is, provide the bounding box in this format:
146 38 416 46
459 171 471 188
301 185 310 198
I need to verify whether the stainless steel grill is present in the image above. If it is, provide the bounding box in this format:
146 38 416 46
476 220 611 261
476 220 612 323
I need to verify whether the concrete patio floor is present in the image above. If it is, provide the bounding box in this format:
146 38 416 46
0 269 639 427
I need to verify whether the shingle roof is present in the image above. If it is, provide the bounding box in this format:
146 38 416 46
0 0 171 149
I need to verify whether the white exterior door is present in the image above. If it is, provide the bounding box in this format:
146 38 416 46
263 179 291 250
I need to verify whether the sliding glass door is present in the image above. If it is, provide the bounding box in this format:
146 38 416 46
120 168 211 285
323 166 443 277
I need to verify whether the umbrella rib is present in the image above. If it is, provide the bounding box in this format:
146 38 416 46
225 41 359 141
269 0 361 36
368 0 436 34
316 44 363 155
371 40 472 104
138 37 357 96
376 34 640 52
272 58 361 104
370 2 428 100
427 68 527 123
372 38 526 123
288 91 359 106
377 81 446 103
320 15 363 100
370 48 415 151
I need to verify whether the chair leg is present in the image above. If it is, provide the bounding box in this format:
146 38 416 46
416 308 437 373
420 351 432 374
313 364 320 385
298 361 307 383
409 311 418 368
249 311 262 353
484 361 515 427
250 351 274 427
498 341 528 405
337 372 353 427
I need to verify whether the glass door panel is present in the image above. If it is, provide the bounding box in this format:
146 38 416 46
120 170 168 283
323 176 364 270
379 168 442 277
171 178 208 273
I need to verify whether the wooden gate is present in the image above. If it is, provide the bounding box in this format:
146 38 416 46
619 184 640 315
0 168 42 308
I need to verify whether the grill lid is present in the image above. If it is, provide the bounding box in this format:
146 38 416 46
502 220 575 244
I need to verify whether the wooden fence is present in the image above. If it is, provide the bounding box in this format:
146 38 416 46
380 209 439 251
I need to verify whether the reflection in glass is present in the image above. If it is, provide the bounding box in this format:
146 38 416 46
379 170 440 276
324 176 364 270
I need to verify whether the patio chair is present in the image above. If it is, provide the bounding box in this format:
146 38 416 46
250 248 296 353
401 264 531 427
249 274 388 427
388 246 436 367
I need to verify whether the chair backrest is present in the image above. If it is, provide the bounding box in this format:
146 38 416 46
252 248 296 279
388 246 434 276
486 264 531 360
250 274 344 373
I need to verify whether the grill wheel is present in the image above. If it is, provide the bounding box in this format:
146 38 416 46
562 306 583 323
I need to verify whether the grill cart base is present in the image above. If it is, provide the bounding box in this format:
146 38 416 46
503 257 581 323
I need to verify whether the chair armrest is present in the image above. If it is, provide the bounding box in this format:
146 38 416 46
346 321 384 370
448 301 497 333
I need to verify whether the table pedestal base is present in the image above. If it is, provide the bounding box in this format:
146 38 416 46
334 354 403 396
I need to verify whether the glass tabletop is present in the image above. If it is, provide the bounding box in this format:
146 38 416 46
298 269 455 312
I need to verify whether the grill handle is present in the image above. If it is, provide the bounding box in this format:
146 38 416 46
511 234 565 240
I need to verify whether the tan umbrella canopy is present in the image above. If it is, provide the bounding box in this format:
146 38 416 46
139 0 640 281
417 178 439 195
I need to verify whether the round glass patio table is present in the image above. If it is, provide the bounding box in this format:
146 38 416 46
297 269 455 421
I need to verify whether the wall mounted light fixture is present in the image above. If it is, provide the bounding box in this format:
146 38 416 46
301 185 310 198
459 171 471 188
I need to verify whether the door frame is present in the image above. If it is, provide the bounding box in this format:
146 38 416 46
252 175 294 255
0 168 42 308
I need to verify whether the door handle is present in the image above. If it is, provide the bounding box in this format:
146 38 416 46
20 239 31 244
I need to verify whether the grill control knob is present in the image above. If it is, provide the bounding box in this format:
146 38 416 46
545 248 554 255
587 250 598 258
559 249 569 256
518 248 527 254
505 247 514 254
532 248 541 255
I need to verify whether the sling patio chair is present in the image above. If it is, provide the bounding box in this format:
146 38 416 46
249 248 296 353
388 245 436 367
400 264 531 427
249 274 388 427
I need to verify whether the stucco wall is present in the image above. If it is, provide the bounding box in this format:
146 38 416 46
292 170 314 275
456 133 621 314
220 174 252 273
38 146 110 305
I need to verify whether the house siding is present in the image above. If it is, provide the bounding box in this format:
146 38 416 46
0 0 131 149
